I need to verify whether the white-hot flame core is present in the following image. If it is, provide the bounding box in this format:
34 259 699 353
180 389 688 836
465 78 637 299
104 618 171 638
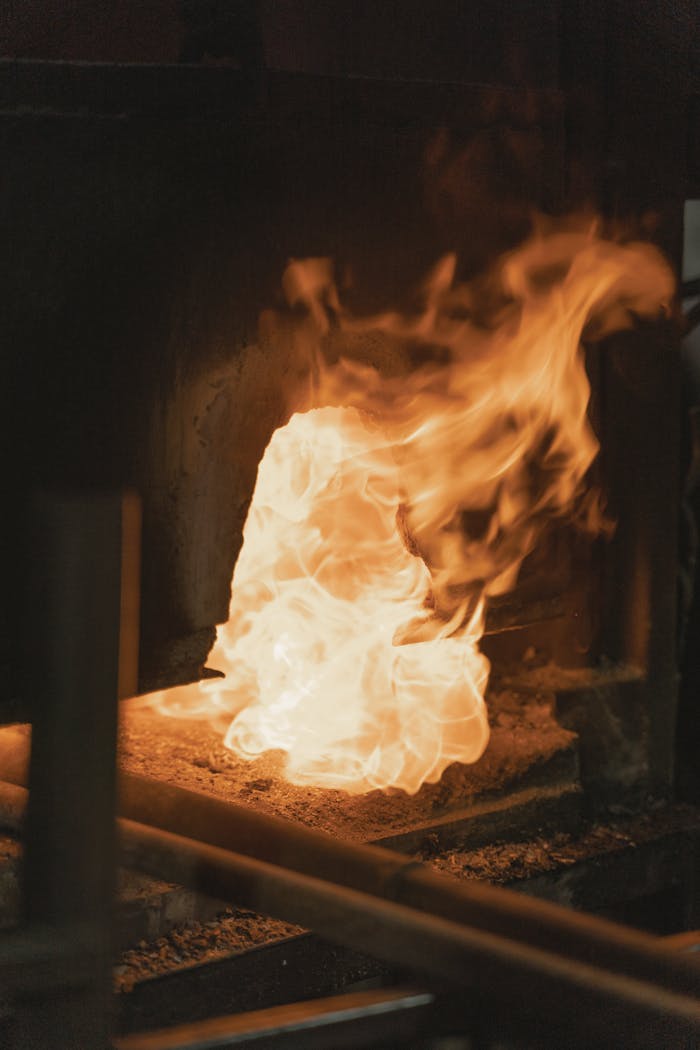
150 227 674 795
217 406 489 792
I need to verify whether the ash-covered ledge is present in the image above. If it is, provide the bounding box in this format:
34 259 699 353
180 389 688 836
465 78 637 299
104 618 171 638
118 686 579 848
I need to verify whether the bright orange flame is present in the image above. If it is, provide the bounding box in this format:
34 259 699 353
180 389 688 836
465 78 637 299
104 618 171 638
150 226 674 795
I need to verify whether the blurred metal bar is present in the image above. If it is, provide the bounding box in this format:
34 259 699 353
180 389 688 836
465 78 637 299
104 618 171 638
665 930 700 953
0 775 698 1046
115 987 435 1050
115 817 700 1049
0 725 698 999
117 777 700 999
13 491 140 1050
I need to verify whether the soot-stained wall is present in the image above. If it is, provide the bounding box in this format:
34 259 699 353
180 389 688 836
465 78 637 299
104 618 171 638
1 66 563 692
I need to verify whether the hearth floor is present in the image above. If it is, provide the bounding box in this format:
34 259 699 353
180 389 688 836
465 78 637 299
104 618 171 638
0 684 581 977
119 685 577 843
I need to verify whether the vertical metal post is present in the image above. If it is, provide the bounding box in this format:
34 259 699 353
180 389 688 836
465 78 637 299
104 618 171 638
601 327 681 794
16 491 140 1049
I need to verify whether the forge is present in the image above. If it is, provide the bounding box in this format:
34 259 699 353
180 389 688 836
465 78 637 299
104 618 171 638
2 6 700 1046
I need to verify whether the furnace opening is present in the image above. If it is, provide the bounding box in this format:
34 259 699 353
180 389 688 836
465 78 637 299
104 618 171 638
146 224 673 795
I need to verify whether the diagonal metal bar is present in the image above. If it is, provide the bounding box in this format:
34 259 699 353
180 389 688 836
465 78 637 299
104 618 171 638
115 987 435 1050
0 727 697 1001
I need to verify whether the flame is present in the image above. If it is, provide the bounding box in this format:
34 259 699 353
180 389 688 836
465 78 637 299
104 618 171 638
150 225 674 795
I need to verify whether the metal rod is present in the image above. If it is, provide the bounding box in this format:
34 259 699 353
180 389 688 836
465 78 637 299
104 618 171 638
118 775 700 994
114 987 436 1050
0 779 699 1049
113 779 700 997
0 728 697 1001
117 819 700 1048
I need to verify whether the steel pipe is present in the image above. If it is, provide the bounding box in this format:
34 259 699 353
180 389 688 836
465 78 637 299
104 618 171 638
114 987 436 1050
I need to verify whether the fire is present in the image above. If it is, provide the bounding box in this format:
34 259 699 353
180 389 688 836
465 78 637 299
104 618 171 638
150 225 674 795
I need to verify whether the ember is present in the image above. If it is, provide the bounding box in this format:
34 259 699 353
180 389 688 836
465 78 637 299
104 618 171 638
151 226 673 794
